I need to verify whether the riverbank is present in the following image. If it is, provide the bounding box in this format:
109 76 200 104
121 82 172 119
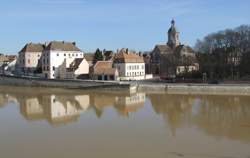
136 82 250 95
0 75 131 91
2 75 250 95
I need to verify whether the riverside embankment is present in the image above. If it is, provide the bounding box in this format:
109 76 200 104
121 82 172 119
136 82 250 95
0 75 131 91
1 75 250 95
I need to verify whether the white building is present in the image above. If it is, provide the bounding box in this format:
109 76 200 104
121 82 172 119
59 58 89 79
114 48 145 80
41 41 89 79
16 43 44 74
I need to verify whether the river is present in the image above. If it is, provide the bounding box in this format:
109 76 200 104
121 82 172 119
0 86 250 158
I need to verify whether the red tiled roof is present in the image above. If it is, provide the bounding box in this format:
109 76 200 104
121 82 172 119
114 49 144 63
93 61 117 75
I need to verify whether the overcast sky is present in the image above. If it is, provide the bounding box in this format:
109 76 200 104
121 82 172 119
0 0 250 54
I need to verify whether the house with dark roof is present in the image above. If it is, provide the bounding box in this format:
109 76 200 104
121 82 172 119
16 43 45 74
84 53 95 66
41 41 89 79
113 48 146 80
151 20 199 78
59 58 89 79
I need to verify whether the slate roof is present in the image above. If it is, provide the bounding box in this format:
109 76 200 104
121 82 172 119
45 41 81 52
84 53 95 61
67 58 84 71
19 43 45 53
153 45 173 54
174 45 195 56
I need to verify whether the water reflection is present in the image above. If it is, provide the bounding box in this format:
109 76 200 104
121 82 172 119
1 86 250 142
149 94 250 142
0 87 146 125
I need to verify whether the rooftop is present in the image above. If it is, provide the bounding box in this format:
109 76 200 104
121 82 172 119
45 41 81 52
114 48 144 63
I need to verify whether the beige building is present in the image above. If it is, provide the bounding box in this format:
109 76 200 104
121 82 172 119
90 61 119 80
16 43 45 74
59 58 89 79
114 48 146 80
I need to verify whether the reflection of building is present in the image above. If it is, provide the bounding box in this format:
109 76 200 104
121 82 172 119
20 97 44 120
114 93 146 116
18 94 90 126
1 87 146 124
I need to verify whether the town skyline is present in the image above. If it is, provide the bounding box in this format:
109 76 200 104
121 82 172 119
1 0 250 54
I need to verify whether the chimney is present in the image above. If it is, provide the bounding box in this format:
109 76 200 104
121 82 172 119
139 52 142 56
45 42 49 47
72 42 76 46
126 48 129 54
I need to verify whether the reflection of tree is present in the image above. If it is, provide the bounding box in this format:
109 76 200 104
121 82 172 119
149 94 195 136
0 94 8 108
149 94 250 142
193 95 250 142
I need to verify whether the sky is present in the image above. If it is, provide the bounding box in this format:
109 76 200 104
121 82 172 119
0 0 250 54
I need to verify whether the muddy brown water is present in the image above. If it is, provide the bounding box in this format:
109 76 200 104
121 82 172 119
0 86 250 158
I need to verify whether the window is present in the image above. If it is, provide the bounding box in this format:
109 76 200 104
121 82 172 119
68 54 71 57
53 66 55 71
76 54 78 57
47 66 49 71
57 53 59 56
72 54 74 57
28 59 30 64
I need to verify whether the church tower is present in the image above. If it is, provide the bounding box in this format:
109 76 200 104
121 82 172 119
167 19 180 48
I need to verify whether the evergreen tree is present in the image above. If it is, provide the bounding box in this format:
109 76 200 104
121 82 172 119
94 48 103 62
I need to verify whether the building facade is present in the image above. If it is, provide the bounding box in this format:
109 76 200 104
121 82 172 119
90 61 119 80
114 48 145 80
151 20 199 78
41 41 89 79
16 43 45 74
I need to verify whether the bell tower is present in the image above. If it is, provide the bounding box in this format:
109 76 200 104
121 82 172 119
167 19 180 48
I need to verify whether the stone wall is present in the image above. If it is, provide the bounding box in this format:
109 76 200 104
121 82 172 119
0 75 130 90
137 83 250 95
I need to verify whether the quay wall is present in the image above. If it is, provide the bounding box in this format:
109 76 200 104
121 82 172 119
2 75 250 95
137 83 250 95
0 75 130 90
